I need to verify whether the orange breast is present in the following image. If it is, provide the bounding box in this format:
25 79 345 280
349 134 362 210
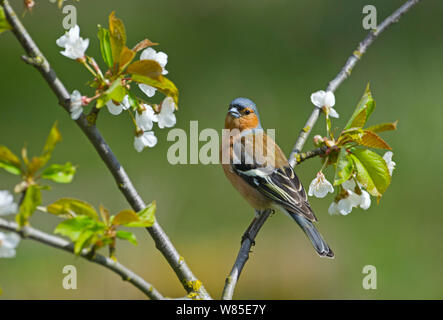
220 135 271 210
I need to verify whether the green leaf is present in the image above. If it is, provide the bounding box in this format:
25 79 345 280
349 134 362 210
16 185 41 226
74 230 96 255
366 121 398 133
97 26 114 68
0 146 22 175
41 162 76 183
127 60 163 81
0 7 12 35
40 121 62 166
96 78 126 109
125 201 156 228
131 74 179 105
344 84 375 130
350 148 391 197
112 209 140 226
47 198 99 220
116 230 138 245
54 216 106 254
109 11 126 66
333 148 354 186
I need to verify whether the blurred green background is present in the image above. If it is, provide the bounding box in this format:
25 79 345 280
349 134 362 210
1 0 442 299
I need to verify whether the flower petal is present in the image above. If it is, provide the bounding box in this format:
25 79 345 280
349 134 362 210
359 190 371 210
328 107 340 118
324 91 335 107
106 100 123 115
310 90 326 108
139 83 157 98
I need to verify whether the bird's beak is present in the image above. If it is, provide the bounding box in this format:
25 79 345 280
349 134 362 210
228 107 241 118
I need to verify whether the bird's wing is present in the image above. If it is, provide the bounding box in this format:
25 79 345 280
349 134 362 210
231 130 317 222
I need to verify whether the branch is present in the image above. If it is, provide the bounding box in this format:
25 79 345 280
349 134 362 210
288 0 422 167
221 210 271 300
0 218 163 299
293 145 329 165
221 0 422 300
1 0 211 300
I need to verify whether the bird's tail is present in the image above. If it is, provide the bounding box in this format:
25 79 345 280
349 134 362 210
288 211 334 259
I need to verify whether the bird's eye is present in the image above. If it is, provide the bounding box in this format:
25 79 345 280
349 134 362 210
244 109 251 115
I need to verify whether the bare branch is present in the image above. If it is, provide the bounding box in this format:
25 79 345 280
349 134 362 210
288 0 422 167
222 0 422 300
294 146 329 166
1 0 211 300
0 218 164 299
222 210 271 300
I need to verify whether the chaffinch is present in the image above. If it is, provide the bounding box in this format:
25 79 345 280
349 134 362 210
221 97 334 258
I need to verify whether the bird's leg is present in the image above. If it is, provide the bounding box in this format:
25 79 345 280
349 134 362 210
241 209 266 246
241 216 258 246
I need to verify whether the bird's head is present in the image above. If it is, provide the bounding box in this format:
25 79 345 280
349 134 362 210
225 97 262 131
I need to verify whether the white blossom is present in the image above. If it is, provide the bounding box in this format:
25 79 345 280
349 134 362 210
157 97 176 129
136 104 157 131
359 190 371 210
308 172 334 198
0 190 17 216
328 202 340 215
70 90 83 120
0 232 20 258
106 95 131 116
337 191 361 215
56 25 89 60
331 178 372 215
134 131 157 152
383 151 396 176
138 47 168 98
310 90 339 118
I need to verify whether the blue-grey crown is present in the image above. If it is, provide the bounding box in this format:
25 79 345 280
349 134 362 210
230 96 260 117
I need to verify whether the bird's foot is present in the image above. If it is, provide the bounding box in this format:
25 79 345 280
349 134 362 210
241 232 256 246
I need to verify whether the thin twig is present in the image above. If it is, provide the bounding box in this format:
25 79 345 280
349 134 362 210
221 0 422 300
1 0 211 300
0 218 164 300
288 0 422 167
294 145 329 166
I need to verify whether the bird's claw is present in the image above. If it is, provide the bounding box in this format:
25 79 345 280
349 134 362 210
241 232 256 246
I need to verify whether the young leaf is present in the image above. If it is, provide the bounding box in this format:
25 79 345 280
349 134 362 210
16 185 41 226
0 146 22 175
127 60 163 81
0 7 12 34
96 78 126 108
99 204 111 226
73 230 96 255
54 216 106 251
333 148 354 185
358 131 392 150
366 121 398 133
124 202 156 228
131 74 179 105
109 11 126 66
132 39 158 52
119 46 136 72
112 209 139 226
344 84 375 130
97 26 114 68
41 162 76 183
116 230 138 245
350 148 391 197
40 122 62 166
46 198 99 220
